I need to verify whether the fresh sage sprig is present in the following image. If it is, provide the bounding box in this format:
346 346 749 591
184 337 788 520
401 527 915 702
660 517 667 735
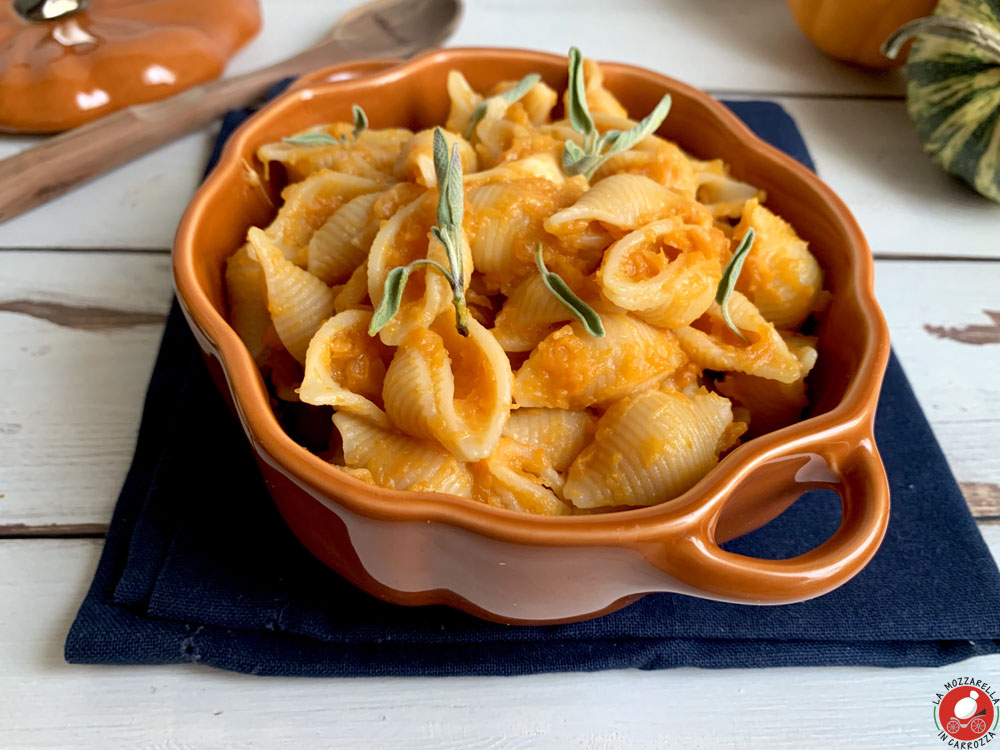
715 228 755 342
369 128 471 337
562 47 672 180
283 105 369 147
464 73 542 139
534 244 604 337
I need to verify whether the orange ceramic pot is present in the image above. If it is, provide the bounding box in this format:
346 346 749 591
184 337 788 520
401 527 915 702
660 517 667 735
173 49 892 625
0 0 261 132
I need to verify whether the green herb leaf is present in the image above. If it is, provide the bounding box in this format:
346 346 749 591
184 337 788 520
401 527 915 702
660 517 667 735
715 227 755 343
534 245 604 337
374 128 470 337
282 132 340 147
432 128 453 228
464 73 542 139
566 47 595 137
601 94 671 158
351 105 368 140
369 265 411 335
562 139 586 171
368 259 455 336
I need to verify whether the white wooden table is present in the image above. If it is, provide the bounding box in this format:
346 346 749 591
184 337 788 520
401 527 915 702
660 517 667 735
1 1 999 747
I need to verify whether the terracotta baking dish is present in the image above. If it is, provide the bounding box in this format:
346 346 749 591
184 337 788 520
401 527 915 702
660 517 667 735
173 48 891 624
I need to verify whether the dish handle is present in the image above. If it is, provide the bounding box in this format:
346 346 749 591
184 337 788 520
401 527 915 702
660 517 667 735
655 431 890 604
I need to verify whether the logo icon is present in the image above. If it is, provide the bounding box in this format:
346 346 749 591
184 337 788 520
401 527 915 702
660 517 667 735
934 679 998 745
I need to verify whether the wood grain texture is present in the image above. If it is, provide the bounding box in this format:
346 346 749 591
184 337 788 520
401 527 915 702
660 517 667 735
0 252 996 529
3 2 967 256
0 536 998 750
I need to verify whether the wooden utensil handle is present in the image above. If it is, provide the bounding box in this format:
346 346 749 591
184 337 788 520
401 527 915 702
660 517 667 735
0 47 342 224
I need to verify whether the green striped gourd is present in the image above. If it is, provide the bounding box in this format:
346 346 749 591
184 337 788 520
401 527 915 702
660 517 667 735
884 0 1000 202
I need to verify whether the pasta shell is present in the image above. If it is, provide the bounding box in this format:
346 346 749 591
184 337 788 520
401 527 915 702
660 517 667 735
469 437 571 516
564 388 734 508
298 310 392 427
674 292 804 383
247 227 336 363
465 152 567 186
544 174 712 242
258 125 413 182
308 182 424 285
268 170 385 266
465 177 586 290
691 157 765 220
732 199 824 329
445 70 483 135
588 114 697 197
514 313 687 409
367 192 470 346
333 412 473 498
394 128 478 187
491 271 595 352
383 310 513 461
332 260 371 313
225 243 270 362
503 407 597 472
559 59 628 119
598 217 727 328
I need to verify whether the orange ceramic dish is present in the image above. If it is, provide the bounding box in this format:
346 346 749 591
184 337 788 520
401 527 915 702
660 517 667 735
0 0 261 132
173 49 891 624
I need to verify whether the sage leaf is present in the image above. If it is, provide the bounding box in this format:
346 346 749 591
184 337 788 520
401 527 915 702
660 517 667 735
534 245 604 337
282 132 340 147
369 265 411 335
351 105 368 140
566 47 595 137
369 259 454 336
602 94 671 158
716 227 755 342
464 72 542 139
432 128 452 227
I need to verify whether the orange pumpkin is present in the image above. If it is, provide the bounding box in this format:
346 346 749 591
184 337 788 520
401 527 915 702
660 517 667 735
0 0 261 132
785 0 939 69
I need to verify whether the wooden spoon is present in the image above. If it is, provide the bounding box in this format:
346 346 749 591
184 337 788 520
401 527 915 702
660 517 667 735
0 0 463 224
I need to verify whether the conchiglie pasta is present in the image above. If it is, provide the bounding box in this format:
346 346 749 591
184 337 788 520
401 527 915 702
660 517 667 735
225 244 270 362
599 218 727 329
367 192 469 346
465 176 586 290
299 310 392 427
514 313 687 409
674 292 804 383
503 407 597 472
469 437 571 515
544 174 712 246
258 125 413 182
226 57 828 515
394 128 477 186
733 199 824 329
561 58 628 119
268 170 385 266
564 388 734 508
247 227 336 364
308 182 424 285
383 310 513 461
334 411 474 498
590 114 698 197
691 157 766 220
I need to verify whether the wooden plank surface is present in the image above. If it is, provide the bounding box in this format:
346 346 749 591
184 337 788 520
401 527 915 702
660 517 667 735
1 535 998 750
1 251 996 529
13 2 993 258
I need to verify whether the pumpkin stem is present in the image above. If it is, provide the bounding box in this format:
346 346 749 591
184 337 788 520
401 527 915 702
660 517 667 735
882 16 1000 66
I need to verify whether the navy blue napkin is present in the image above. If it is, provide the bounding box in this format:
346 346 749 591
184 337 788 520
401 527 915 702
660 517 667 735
65 99 1000 676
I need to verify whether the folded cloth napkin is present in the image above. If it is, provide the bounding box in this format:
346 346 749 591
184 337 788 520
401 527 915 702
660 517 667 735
65 100 1000 676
